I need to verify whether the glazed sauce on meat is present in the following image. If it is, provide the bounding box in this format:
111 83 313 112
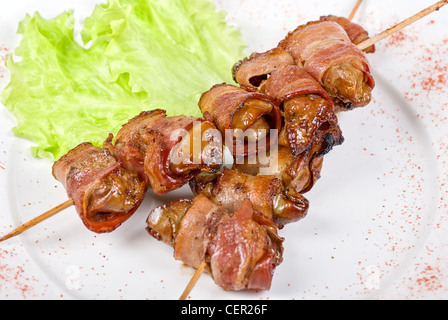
86 169 145 223
231 99 273 142
279 94 331 153
324 62 372 107
169 121 221 174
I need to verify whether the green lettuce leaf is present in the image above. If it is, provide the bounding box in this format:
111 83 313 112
1 0 246 160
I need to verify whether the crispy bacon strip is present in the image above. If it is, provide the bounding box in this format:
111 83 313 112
110 109 222 195
232 48 296 91
190 168 309 228
263 65 339 156
199 84 282 157
320 15 376 53
279 20 375 110
52 143 146 233
146 195 284 291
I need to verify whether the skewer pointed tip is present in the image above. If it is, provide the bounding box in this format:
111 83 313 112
0 198 74 243
0 234 12 243
0 228 22 243
179 260 207 300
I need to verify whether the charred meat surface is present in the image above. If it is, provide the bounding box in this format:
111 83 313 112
263 65 339 156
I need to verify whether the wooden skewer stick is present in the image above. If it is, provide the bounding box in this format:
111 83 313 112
348 0 363 21
357 0 448 50
0 198 74 242
179 261 207 300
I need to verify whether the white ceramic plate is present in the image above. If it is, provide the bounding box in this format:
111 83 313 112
1 0 448 300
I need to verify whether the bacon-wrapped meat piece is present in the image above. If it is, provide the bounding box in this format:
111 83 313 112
109 109 222 195
263 64 339 156
279 20 375 110
190 168 309 228
232 48 295 91
233 126 344 195
198 84 282 157
320 15 376 54
52 143 146 233
146 195 284 291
